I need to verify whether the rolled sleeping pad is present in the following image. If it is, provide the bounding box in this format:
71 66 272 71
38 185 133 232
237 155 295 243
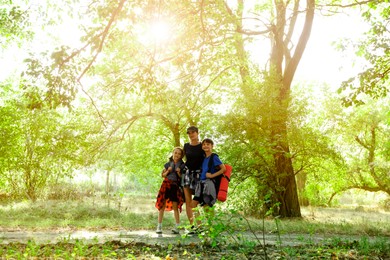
217 164 232 202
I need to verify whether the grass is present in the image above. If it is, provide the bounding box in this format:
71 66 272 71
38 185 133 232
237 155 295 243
0 194 389 259
1 195 389 235
0 196 158 230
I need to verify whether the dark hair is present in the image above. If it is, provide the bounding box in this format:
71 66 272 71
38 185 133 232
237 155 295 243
201 138 214 145
186 126 198 133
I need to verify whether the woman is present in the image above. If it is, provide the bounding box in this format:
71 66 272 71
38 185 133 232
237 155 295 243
182 126 205 232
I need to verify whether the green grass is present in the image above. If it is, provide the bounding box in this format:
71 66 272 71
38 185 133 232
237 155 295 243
0 196 158 230
1 195 389 235
0 195 389 259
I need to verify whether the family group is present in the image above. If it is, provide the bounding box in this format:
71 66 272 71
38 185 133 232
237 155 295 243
154 126 226 234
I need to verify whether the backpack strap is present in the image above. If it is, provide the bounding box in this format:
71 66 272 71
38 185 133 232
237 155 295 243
168 161 181 182
207 153 216 173
222 173 230 182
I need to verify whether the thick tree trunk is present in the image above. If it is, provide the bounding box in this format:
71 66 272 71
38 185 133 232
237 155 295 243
267 0 314 217
271 113 301 217
274 151 301 217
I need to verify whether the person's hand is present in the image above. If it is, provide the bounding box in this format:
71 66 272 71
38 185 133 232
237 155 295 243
167 167 172 173
206 172 213 178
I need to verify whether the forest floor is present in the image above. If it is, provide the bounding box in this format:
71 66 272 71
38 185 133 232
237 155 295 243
0 197 389 259
0 227 383 246
1 227 388 259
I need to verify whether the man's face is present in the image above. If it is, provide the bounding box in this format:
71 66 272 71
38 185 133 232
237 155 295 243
187 131 198 139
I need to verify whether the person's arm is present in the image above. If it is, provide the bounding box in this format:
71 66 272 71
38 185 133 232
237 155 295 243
207 164 226 179
161 166 172 178
175 166 181 178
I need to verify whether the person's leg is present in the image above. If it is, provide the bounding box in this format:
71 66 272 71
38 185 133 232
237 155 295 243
156 200 166 233
172 202 180 234
158 200 166 223
184 187 193 225
172 202 180 224
191 199 199 208
189 203 202 232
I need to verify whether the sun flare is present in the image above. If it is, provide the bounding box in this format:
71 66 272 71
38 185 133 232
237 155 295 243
150 21 170 42
137 19 171 47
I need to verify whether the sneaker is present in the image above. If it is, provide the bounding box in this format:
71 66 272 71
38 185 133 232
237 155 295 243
156 226 162 234
186 225 196 235
171 227 180 234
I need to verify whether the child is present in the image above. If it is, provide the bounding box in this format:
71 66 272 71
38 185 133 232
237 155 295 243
191 138 226 209
155 147 186 234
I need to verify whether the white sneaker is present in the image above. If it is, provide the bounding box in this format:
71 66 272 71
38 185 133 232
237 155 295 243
171 227 179 234
156 226 162 234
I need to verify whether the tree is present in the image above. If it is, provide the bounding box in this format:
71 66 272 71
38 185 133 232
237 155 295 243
290 84 350 206
336 97 390 196
20 0 229 150
0 0 31 46
0 85 100 200
338 2 390 106
209 0 315 217
13 0 382 216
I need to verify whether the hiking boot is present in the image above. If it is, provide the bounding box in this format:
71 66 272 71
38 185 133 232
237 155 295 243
156 226 162 234
171 227 180 234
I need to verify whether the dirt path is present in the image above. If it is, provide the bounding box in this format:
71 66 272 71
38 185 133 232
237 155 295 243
1 229 382 247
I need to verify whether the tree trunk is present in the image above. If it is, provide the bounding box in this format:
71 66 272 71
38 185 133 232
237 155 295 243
267 0 315 217
106 170 110 207
297 171 309 206
228 0 314 217
271 116 301 217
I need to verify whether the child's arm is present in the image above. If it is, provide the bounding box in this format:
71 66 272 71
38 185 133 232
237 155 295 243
176 163 187 178
206 164 226 179
175 167 181 178
161 166 172 178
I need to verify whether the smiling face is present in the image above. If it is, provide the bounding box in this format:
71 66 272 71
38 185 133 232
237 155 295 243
201 141 213 154
172 148 183 161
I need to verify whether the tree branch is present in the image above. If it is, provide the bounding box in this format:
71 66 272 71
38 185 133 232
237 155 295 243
283 0 315 89
77 0 126 81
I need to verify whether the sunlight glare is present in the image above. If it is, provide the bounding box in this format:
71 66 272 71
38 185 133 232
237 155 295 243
138 19 171 47
150 21 170 42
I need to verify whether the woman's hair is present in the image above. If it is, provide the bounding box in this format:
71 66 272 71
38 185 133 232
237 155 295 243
169 146 184 161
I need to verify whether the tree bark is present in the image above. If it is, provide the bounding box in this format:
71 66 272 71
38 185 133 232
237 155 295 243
267 0 315 217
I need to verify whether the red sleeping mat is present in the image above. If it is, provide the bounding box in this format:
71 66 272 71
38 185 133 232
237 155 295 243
217 164 232 202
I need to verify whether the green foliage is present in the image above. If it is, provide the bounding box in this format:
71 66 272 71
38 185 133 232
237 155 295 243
190 205 269 258
338 2 390 106
21 46 79 109
1 0 390 215
326 96 390 196
0 90 101 200
0 1 32 46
